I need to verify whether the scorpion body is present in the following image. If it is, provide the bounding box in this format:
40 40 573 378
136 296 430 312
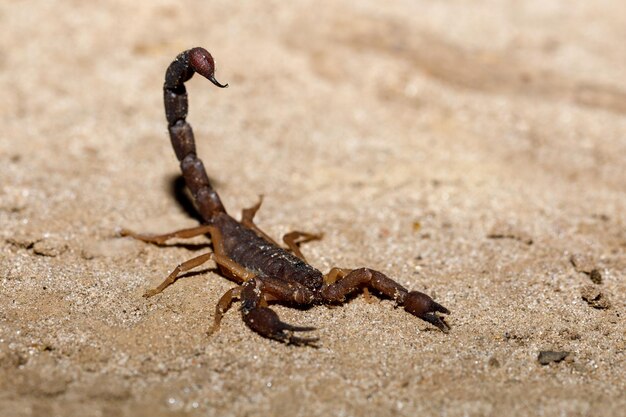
122 47 450 345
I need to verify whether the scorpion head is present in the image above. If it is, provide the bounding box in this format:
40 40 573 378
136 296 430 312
189 47 229 89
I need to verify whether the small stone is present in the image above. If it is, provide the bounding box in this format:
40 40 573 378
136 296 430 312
558 328 581 340
570 254 603 284
33 238 67 257
6 233 40 249
488 356 501 368
581 285 600 301
589 269 603 284
581 285 611 309
570 254 595 274
538 351 569 365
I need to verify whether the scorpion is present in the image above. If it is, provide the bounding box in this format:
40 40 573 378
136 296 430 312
121 47 450 346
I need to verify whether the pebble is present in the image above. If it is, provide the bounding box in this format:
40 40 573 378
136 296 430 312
580 285 611 309
538 351 569 365
33 238 68 257
6 233 39 249
570 253 595 273
487 356 501 368
570 254 602 284
588 269 603 285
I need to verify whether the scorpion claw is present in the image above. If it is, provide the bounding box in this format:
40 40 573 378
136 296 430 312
403 291 451 332
419 313 451 333
431 300 450 315
277 324 320 347
243 307 318 346
275 319 318 346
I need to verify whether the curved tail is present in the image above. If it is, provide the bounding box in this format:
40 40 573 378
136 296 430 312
164 47 228 222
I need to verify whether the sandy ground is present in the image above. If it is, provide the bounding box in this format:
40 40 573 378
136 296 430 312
1 1 625 416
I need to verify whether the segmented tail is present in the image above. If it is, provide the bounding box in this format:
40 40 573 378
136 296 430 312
163 47 229 222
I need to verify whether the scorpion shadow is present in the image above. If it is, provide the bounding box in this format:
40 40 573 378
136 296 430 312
170 174 203 223
147 174 211 252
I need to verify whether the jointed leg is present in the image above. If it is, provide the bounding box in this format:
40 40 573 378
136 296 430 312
144 252 212 297
320 268 450 332
256 275 317 305
208 286 242 335
240 195 280 245
209 274 317 337
324 267 374 303
324 267 352 285
240 196 323 259
144 251 255 298
241 195 263 224
283 231 323 261
120 225 214 245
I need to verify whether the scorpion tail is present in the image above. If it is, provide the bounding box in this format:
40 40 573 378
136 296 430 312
163 47 228 222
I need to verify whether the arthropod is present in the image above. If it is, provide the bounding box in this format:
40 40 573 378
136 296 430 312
122 47 450 345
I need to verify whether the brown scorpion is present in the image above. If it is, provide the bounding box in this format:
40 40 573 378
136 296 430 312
121 47 450 345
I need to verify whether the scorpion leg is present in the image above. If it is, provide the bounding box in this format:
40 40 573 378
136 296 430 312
322 267 376 304
321 268 450 332
282 231 323 261
125 223 256 296
208 286 243 335
119 224 213 245
240 197 321 260
240 278 318 346
144 250 255 298
323 267 351 284
144 252 213 298
210 276 316 338
240 195 280 245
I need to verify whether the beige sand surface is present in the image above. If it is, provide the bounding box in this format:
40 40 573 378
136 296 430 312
1 1 625 416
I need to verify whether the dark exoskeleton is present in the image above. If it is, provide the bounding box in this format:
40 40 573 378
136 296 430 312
122 47 450 345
